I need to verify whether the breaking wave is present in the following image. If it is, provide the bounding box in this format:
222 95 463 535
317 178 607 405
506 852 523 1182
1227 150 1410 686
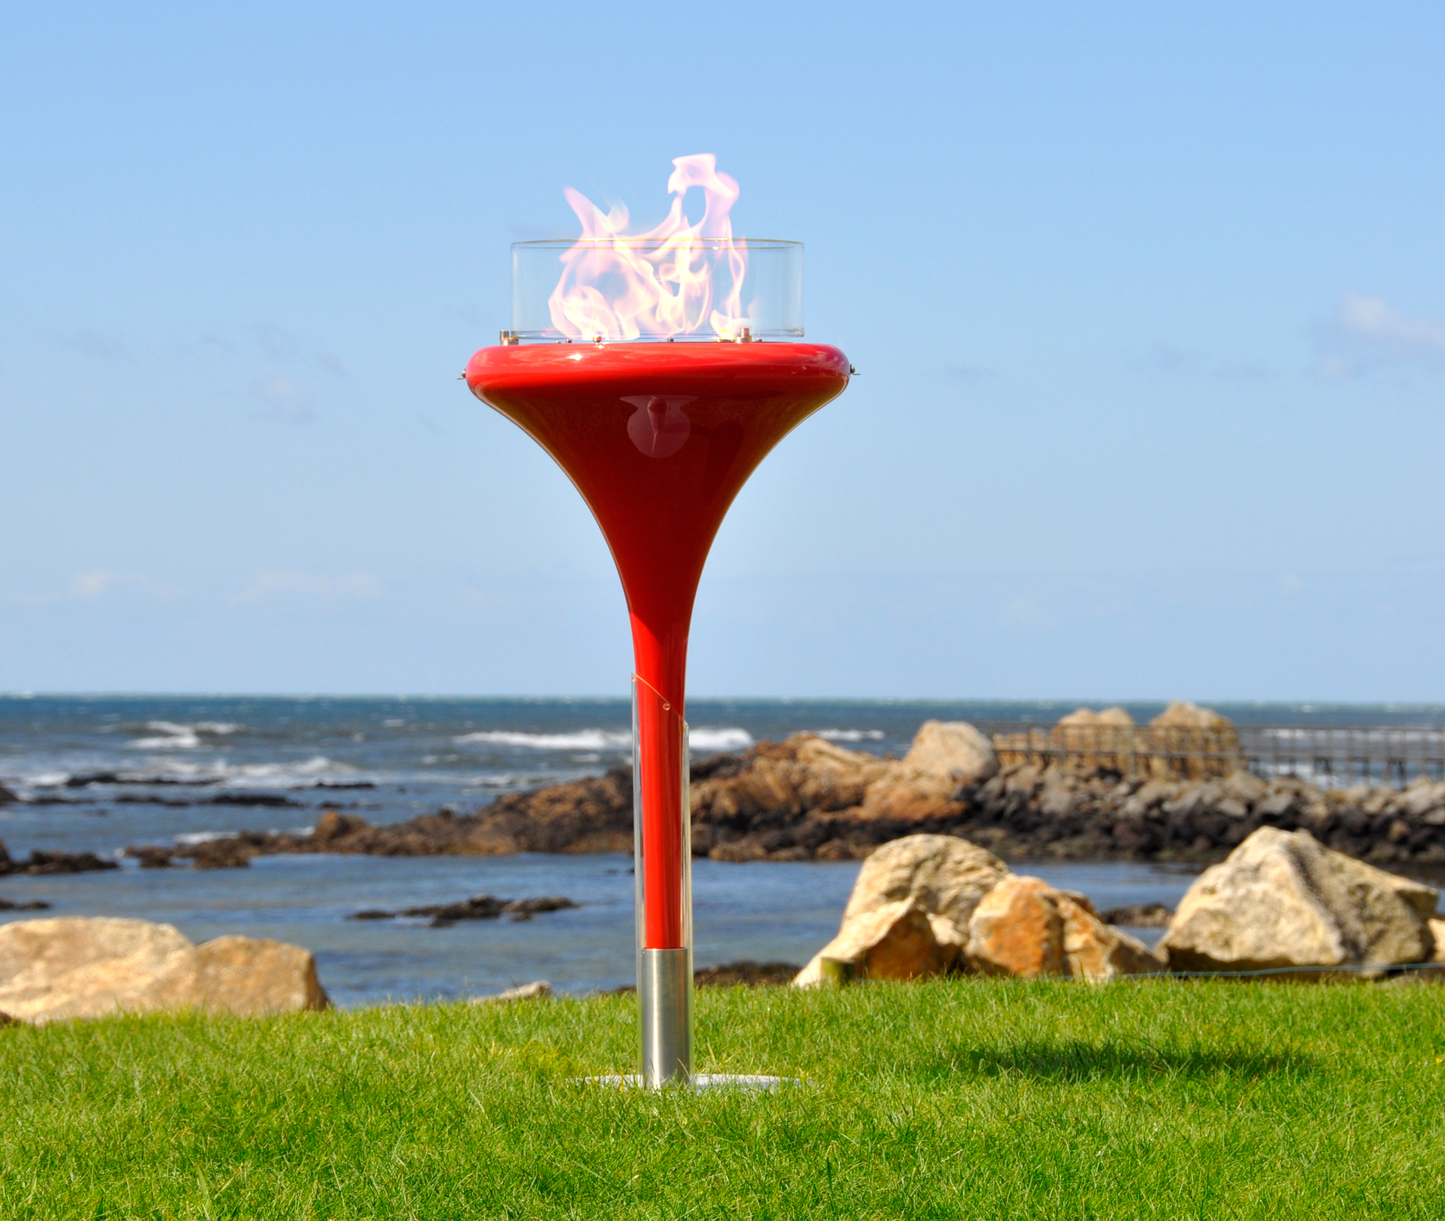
454 726 754 754
127 720 244 750
454 730 632 751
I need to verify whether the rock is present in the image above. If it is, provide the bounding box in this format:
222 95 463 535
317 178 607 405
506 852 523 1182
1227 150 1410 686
693 961 800 988
1059 897 1166 980
966 876 1163 980
203 793 300 808
501 896 578 916
187 839 253 869
1099 902 1172 927
862 723 998 819
125 845 174 868
791 737 892 809
1059 707 1135 729
967 877 1065 977
191 936 330 1015
0 918 328 1023
311 809 369 843
404 894 506 926
0 897 51 911
471 980 552 1003
900 721 1000 789
793 899 947 987
0 784 17 806
351 894 578 926
794 834 1009 986
1160 827 1438 974
0 842 119 876
1146 702 1239 780
841 834 1009 933
1053 707 1137 771
1430 918 1445 964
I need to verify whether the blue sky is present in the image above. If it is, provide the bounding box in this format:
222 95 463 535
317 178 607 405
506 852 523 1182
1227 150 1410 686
2 2 1442 701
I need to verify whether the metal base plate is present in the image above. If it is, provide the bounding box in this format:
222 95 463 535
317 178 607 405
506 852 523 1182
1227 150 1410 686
579 1074 801 1092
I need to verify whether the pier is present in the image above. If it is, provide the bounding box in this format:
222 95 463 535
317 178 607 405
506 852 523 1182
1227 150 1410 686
983 722 1445 789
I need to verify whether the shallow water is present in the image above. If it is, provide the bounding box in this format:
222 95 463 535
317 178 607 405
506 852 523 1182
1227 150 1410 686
0 852 1200 1006
6 694 1432 1005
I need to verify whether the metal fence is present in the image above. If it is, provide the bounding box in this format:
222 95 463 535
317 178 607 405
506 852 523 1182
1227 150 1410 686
980 722 1445 789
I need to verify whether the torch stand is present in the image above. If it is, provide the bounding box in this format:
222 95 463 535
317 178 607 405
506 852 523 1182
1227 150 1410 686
632 675 693 1086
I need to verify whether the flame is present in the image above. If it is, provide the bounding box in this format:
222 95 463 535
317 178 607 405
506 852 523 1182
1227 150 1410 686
547 154 750 341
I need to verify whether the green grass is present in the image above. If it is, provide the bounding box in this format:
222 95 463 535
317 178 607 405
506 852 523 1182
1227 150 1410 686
3 979 1444 1219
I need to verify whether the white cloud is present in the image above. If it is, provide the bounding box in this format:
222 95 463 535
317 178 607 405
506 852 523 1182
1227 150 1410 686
1315 292 1445 378
235 571 381 602
11 571 186 604
251 376 317 423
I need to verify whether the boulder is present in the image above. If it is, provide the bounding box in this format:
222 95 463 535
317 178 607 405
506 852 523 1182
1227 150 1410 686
188 838 253 869
1053 707 1137 772
0 917 329 1023
792 736 892 809
1059 896 1166 980
967 877 1065 977
1160 827 1438 974
1147 702 1239 779
793 899 947 987
1058 707 1135 729
794 834 1010 985
862 722 998 818
191 936 329 1015
900 721 1000 788
967 876 1163 980
841 834 1009 934
1150 701 1232 732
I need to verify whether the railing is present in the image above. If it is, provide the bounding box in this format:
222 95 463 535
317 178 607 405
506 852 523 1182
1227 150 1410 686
981 722 1445 789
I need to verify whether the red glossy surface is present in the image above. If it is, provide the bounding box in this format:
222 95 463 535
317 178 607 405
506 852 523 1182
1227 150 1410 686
467 342 849 947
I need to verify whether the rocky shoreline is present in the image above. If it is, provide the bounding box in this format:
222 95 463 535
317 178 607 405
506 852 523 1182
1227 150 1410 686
109 708 1445 872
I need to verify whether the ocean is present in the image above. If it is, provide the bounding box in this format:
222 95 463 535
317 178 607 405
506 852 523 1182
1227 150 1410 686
3 695 1441 1006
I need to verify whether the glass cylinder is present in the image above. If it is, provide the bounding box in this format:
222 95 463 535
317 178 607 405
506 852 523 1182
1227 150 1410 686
511 238 803 342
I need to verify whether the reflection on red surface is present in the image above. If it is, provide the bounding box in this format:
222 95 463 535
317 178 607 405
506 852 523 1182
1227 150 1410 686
466 342 850 948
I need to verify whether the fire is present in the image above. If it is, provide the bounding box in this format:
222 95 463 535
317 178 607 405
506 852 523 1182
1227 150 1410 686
547 155 750 341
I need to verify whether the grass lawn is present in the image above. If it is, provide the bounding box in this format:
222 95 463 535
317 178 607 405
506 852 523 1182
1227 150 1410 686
2 978 1443 1219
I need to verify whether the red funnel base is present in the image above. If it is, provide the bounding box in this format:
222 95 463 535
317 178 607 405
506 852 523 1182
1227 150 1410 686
466 342 849 958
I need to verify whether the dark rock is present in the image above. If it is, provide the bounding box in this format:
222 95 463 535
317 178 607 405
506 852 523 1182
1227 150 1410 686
203 793 300 809
1100 902 1172 928
0 897 51 911
501 896 578 915
349 894 579 927
693 961 801 988
125 845 175 868
7 849 119 876
187 839 253 869
109 733 1445 871
0 784 17 806
63 771 123 788
311 810 369 843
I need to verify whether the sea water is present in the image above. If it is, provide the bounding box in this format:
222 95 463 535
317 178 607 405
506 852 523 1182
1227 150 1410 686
2 696 1439 1006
